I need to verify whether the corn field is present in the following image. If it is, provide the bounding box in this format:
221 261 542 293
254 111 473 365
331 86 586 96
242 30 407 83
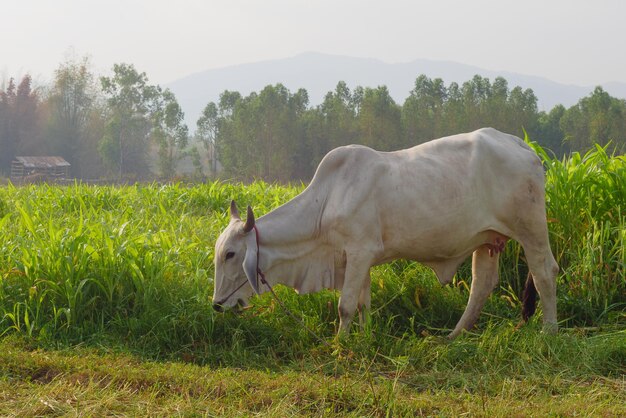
0 143 624 358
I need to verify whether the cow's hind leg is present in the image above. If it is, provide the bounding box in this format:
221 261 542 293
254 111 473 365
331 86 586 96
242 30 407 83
513 195 559 333
520 238 559 333
338 253 372 335
449 247 500 339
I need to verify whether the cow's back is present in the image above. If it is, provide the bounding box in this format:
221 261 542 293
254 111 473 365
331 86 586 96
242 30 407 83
308 128 545 262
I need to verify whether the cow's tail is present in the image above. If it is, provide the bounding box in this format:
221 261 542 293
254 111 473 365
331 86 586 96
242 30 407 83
521 272 538 322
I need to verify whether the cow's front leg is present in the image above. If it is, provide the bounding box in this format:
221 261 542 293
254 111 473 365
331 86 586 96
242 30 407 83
338 256 371 335
357 276 371 330
449 246 500 339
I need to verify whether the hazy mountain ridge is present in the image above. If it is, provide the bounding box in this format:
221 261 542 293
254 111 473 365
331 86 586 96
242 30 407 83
166 52 626 129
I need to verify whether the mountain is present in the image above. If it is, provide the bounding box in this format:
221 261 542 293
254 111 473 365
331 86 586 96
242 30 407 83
165 52 626 129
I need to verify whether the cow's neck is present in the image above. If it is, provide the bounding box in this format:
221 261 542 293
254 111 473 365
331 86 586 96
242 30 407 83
256 190 323 246
254 191 335 293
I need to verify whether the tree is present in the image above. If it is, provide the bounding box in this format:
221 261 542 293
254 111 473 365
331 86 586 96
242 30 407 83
152 88 188 179
212 91 249 179
253 84 299 180
486 76 509 128
47 56 104 178
15 76 43 155
208 85 311 181
357 86 402 150
0 76 43 174
402 75 447 145
561 87 626 152
0 79 17 174
461 75 491 130
100 63 159 179
507 86 538 137
536 105 567 157
297 106 326 179
442 81 464 135
320 81 357 150
196 102 219 175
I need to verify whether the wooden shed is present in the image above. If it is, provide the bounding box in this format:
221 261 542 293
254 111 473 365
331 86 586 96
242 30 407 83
11 156 71 180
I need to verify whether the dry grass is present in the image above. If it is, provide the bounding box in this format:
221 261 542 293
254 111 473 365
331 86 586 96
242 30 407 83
0 337 624 417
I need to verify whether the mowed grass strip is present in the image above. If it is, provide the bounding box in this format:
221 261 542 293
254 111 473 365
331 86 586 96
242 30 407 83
0 335 624 417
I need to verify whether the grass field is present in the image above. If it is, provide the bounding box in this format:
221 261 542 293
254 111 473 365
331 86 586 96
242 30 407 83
0 143 624 415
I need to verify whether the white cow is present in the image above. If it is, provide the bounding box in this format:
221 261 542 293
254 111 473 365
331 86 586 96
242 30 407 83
213 128 559 338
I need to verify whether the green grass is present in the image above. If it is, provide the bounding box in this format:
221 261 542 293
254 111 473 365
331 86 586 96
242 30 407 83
0 143 625 414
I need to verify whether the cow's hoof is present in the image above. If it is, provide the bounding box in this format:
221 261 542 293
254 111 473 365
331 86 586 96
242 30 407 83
542 322 558 335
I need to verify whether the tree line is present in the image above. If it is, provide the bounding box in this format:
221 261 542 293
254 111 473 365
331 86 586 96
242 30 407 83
201 77 626 181
2 57 626 182
0 58 189 180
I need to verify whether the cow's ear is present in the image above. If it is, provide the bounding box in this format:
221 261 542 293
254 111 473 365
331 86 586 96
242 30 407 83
230 200 240 220
242 236 260 294
230 200 241 220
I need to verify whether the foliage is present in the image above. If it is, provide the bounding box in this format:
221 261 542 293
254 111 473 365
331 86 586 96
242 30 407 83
46 55 105 178
0 75 44 175
3 59 626 182
98 63 190 180
206 76 626 181
153 89 189 178
531 141 626 324
195 101 219 175
99 63 159 178
210 84 310 181
560 86 626 153
207 76 549 181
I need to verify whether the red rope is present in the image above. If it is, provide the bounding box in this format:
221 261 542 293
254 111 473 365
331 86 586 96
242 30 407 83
252 224 333 348
253 225 268 287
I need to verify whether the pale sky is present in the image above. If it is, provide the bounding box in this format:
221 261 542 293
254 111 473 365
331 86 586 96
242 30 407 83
2 0 624 87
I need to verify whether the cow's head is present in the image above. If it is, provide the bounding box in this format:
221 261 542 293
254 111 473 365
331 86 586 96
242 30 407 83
212 200 259 312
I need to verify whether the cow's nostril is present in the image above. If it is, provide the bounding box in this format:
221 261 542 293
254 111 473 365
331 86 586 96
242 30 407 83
213 303 224 312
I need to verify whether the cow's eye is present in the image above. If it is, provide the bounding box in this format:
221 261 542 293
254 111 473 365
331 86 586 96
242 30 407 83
225 251 235 261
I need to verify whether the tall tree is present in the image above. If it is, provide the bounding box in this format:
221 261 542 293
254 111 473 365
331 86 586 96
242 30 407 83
486 76 509 128
288 88 313 180
536 105 567 156
461 75 491 130
507 86 538 137
0 76 43 174
99 63 159 178
0 79 17 174
357 86 402 150
196 102 219 175
47 56 104 178
213 91 248 179
402 75 447 145
442 81 464 135
152 88 188 178
15 75 43 155
560 87 626 152
210 85 310 181
320 81 357 150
